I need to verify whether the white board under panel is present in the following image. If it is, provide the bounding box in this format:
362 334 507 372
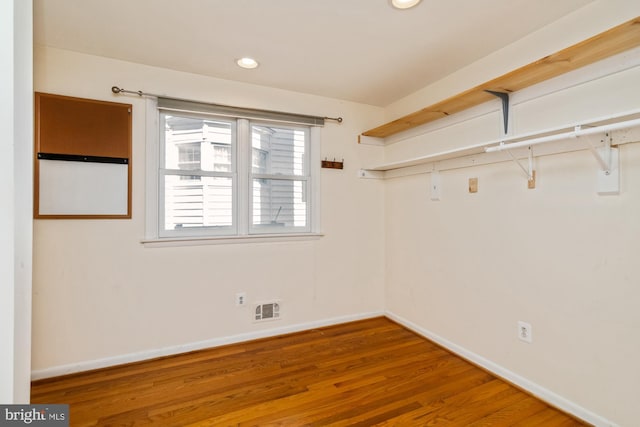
39 159 128 215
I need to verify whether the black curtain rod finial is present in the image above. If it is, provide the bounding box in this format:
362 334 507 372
112 86 144 96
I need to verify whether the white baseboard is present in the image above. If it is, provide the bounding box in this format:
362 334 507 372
385 310 618 427
31 311 384 381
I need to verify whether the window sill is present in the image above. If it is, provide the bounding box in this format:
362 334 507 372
141 233 324 248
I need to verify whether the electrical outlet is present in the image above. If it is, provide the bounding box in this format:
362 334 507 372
235 292 247 307
518 321 533 343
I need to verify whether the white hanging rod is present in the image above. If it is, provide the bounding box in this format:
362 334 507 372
362 109 640 173
485 117 640 153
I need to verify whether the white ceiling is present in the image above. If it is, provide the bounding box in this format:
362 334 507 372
33 0 594 106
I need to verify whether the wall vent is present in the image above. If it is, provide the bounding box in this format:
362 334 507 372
254 301 281 322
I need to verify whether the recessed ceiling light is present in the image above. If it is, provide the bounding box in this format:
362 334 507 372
236 57 259 69
390 0 422 9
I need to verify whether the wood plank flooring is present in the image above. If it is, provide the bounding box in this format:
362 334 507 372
31 317 588 426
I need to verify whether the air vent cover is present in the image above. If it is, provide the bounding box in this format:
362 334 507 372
254 301 281 322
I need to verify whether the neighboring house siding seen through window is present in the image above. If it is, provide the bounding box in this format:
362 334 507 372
157 102 318 240
250 124 308 233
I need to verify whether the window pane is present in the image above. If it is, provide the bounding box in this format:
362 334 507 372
251 124 306 175
252 178 307 229
163 114 233 173
164 175 233 230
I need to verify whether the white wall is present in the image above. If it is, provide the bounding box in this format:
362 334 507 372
1 0 33 404
383 2 640 426
32 46 386 375
0 0 16 404
13 0 34 403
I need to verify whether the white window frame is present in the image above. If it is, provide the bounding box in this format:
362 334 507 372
143 97 322 247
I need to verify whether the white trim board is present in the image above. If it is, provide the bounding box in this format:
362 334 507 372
385 311 619 427
30 311 383 381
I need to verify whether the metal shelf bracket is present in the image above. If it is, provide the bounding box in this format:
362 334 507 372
486 90 510 135
505 145 536 188
577 128 619 194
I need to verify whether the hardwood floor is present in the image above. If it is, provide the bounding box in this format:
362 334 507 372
31 317 587 426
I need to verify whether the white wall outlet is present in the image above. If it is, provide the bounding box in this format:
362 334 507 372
517 321 533 343
235 292 247 307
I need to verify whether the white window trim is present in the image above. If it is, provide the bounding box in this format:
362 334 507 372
143 97 322 246
144 97 159 240
237 118 250 235
310 126 321 234
141 232 324 248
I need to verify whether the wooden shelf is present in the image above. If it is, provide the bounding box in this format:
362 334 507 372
362 16 640 139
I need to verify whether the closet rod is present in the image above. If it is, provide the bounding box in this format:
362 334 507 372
485 117 640 153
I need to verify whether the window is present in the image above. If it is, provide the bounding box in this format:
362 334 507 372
160 114 235 235
153 100 320 241
250 123 309 233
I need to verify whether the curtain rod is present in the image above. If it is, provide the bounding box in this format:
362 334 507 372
111 86 343 124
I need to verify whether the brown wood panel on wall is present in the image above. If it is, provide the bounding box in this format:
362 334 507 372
34 92 132 219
